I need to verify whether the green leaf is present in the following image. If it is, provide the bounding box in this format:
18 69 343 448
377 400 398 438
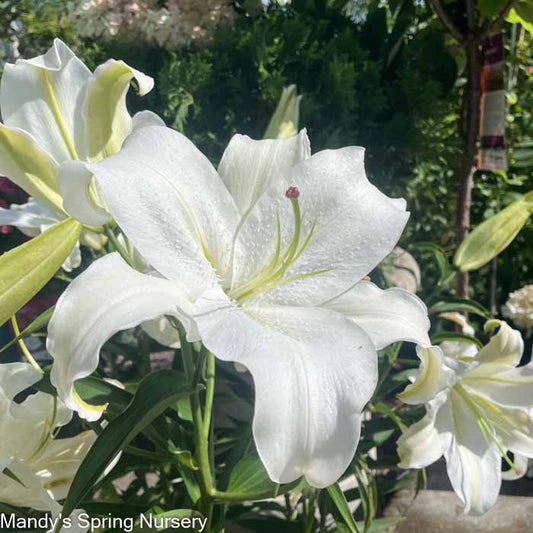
0 218 82 327
428 297 491 318
326 482 360 533
431 331 482 349
478 0 509 18
81 502 147 517
454 193 533 272
227 454 300 499
178 463 202 505
33 372 133 416
62 370 195 517
507 2 533 35
0 306 54 354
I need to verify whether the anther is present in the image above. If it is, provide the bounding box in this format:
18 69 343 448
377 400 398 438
285 186 300 199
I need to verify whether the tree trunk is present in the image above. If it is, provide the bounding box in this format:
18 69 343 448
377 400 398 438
455 38 481 298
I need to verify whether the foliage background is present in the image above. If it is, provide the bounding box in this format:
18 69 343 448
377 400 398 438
2 0 531 327
0 0 532 529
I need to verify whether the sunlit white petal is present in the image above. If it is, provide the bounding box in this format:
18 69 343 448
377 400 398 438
323 281 430 349
48 253 198 420
436 390 501 516
0 38 91 162
194 284 377 488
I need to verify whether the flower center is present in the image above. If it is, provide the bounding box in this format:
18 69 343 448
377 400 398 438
228 187 331 303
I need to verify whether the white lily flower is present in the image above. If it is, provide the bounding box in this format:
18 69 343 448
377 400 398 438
47 126 430 487
0 362 95 514
397 320 533 515
0 38 163 268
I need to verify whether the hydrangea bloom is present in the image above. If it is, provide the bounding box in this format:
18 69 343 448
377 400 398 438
502 285 533 330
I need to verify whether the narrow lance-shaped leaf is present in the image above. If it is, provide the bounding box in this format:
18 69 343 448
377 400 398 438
0 305 54 354
0 218 81 327
226 454 301 500
326 482 361 533
62 370 196 517
428 297 491 318
454 192 533 272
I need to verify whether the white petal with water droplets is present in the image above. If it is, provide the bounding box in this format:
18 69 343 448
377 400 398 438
218 130 310 218
48 253 198 421
323 280 430 349
85 126 239 295
194 284 377 488
231 147 409 305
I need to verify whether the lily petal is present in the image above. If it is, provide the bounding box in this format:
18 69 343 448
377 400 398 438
0 391 65 471
232 147 409 305
436 389 502 515
397 411 442 469
0 124 62 211
0 198 61 237
131 110 166 131
31 430 96 501
194 284 377 488
323 280 430 350
58 160 111 226
83 60 154 161
218 131 310 218
439 340 479 359
464 363 533 409
489 406 533 459
0 38 91 163
141 317 181 348
0 362 42 400
474 320 524 368
0 458 61 513
84 126 240 295
398 346 455 405
47 253 198 420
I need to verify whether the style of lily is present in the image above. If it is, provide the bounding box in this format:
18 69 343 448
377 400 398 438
0 38 162 270
397 320 533 515
0 362 95 514
47 126 431 488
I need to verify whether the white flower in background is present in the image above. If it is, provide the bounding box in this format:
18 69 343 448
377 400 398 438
68 1 235 49
47 126 431 488
503 285 533 330
381 246 421 293
0 362 95 514
438 311 475 337
0 38 162 269
397 320 533 515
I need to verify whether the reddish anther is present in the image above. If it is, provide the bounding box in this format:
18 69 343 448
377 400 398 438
285 186 300 199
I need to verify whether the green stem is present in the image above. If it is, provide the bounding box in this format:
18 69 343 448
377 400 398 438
103 225 136 268
203 352 215 441
177 325 214 526
10 315 43 373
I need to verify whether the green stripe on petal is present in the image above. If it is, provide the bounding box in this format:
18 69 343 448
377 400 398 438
0 124 63 213
84 60 154 161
